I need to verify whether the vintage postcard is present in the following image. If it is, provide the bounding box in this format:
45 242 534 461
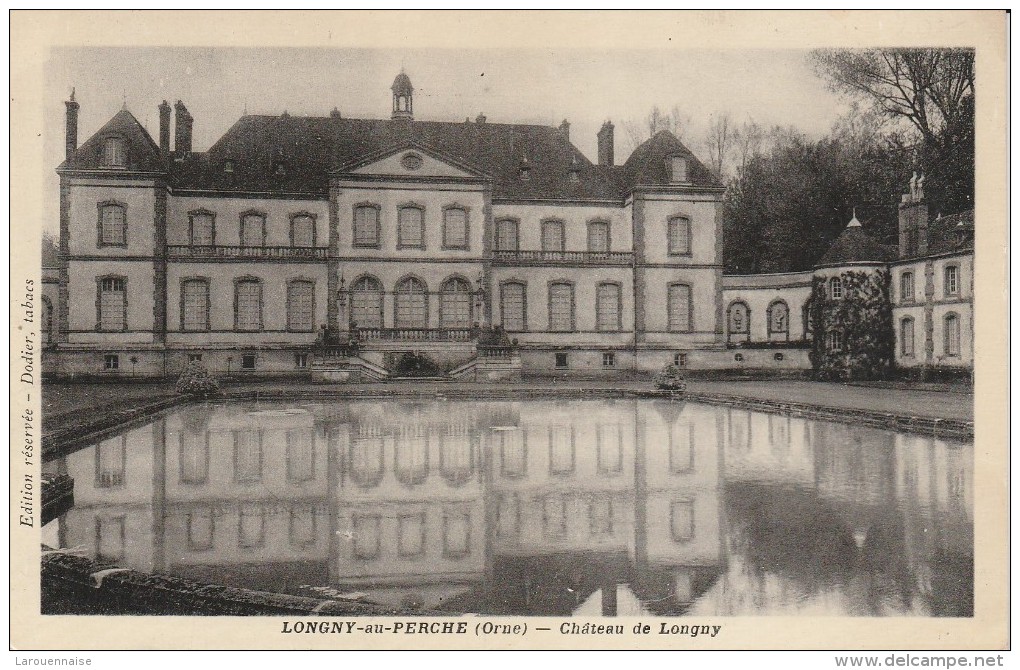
10 10 1008 652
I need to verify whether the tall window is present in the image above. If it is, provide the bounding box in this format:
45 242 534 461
668 216 691 256
827 331 843 353
240 213 265 248
398 206 425 249
443 208 468 249
98 277 126 331
495 219 519 251
541 220 565 252
103 137 127 167
944 265 959 296
501 282 526 331
350 276 383 329
587 221 610 253
287 280 315 332
440 277 472 329
181 279 210 331
669 284 692 332
944 313 961 356
830 277 843 299
98 203 126 246
767 300 789 336
234 279 262 331
395 277 428 329
900 271 914 303
900 317 915 356
548 282 574 332
291 214 315 247
727 301 748 335
353 205 380 247
596 283 621 331
189 211 214 246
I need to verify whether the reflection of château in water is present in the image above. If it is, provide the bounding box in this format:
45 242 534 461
45 400 972 616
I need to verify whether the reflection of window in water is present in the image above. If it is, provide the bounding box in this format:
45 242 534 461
233 430 263 483
596 425 623 475
669 424 694 474
589 498 614 536
443 512 471 558
95 515 126 562
727 410 751 453
95 435 127 488
395 436 429 486
286 429 315 482
398 513 426 557
549 426 575 475
498 429 527 478
440 434 474 485
670 500 695 542
239 506 266 548
349 438 385 488
768 415 790 458
289 506 317 549
352 515 381 560
496 493 521 539
542 496 568 538
186 510 214 551
179 431 209 484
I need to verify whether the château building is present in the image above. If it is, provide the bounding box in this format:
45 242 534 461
42 72 972 379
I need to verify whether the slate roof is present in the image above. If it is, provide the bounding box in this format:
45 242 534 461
925 209 974 256
64 108 724 201
815 222 898 267
60 108 163 173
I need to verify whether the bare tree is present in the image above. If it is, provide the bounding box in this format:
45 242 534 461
703 112 734 178
623 105 692 153
732 118 765 174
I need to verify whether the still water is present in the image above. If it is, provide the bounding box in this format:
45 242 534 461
42 399 973 616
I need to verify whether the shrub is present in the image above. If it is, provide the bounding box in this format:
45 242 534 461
176 361 220 397
393 352 444 378
654 364 687 392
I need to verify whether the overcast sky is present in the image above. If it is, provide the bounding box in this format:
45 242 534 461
42 47 848 233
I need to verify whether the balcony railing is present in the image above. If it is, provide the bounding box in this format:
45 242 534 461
168 245 327 260
491 249 634 266
356 327 473 342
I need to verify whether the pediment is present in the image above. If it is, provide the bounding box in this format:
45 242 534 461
340 143 486 180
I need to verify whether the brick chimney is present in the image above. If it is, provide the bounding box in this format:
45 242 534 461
174 100 193 154
558 119 570 141
597 121 614 167
158 100 172 155
898 172 929 258
64 88 79 161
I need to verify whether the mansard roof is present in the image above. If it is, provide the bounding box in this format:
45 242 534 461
60 108 163 173
815 221 898 268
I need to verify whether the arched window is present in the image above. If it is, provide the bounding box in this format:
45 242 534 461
290 214 315 248
668 216 691 256
587 221 610 253
495 219 519 251
548 282 574 332
830 276 843 299
97 276 127 331
440 277 472 329
103 137 127 167
240 212 266 248
727 301 749 335
395 435 429 486
189 210 215 246
668 284 692 332
440 434 474 486
234 278 263 331
350 276 383 329
900 317 915 356
353 205 380 247
349 439 384 489
442 207 469 250
501 281 527 332
596 283 622 331
944 313 961 356
767 300 789 337
181 278 210 331
394 277 428 329
287 280 315 332
98 202 127 246
398 205 425 249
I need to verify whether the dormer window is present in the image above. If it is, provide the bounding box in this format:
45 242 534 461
569 168 580 183
103 137 127 168
667 155 688 183
519 165 530 181
273 161 286 177
223 160 236 174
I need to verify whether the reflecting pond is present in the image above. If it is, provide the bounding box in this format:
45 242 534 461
42 399 973 616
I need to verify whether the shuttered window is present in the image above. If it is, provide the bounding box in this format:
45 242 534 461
240 214 265 247
596 283 621 331
398 206 425 248
668 217 691 255
99 277 126 331
501 282 526 331
587 221 610 252
541 220 565 252
291 215 315 247
353 206 380 247
287 281 314 332
443 208 468 249
668 284 692 332
495 219 518 251
548 282 574 331
235 280 262 331
190 213 214 246
901 318 915 356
